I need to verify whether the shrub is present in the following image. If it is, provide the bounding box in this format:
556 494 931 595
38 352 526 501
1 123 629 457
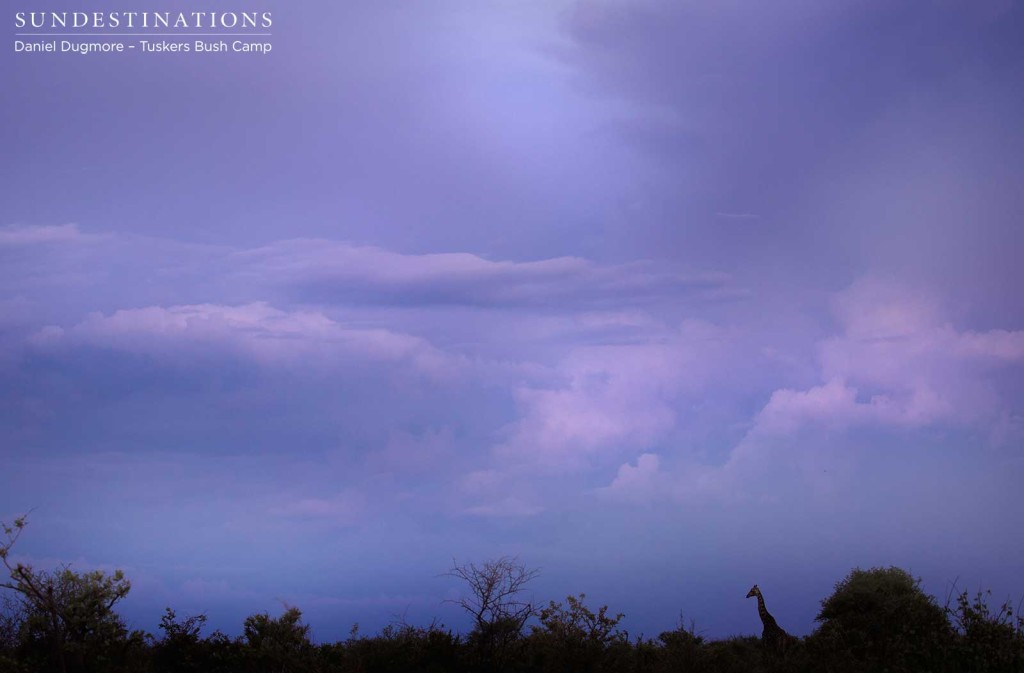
153 608 207 672
656 617 707 673
242 606 315 672
811 566 952 672
339 619 462 673
946 588 1024 673
527 593 626 672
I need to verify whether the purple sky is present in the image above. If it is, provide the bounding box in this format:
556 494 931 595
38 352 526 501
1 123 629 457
2 0 1023 641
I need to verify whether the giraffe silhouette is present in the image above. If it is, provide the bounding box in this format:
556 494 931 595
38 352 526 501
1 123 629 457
746 584 797 658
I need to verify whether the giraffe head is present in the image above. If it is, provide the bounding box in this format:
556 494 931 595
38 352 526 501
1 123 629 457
746 584 761 599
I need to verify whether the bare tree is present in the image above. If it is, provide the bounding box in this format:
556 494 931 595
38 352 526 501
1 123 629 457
446 556 539 666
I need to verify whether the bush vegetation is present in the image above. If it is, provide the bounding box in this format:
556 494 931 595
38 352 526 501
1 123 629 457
2 517 1022 672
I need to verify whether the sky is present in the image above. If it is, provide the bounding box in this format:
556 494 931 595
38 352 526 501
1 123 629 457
2 0 1023 641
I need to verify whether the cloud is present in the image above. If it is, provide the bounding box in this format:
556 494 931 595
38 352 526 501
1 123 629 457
491 319 745 474
591 277 1024 504
736 278 1024 444
8 226 1020 522
0 227 737 327
829 278 942 340
180 578 259 602
599 453 664 501
232 238 732 308
0 224 90 246
702 278 1024 499
818 278 1024 426
365 427 455 476
748 380 860 436
459 315 789 514
457 468 546 517
30 302 461 377
270 492 366 526
462 497 544 518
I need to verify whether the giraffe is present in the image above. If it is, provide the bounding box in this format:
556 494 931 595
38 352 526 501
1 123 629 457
746 584 797 658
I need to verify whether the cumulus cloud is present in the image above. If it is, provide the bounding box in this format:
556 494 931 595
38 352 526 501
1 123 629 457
829 278 942 341
8 226 1020 520
749 380 862 436
818 278 1024 426
493 320 735 473
738 278 1024 442
1 228 748 524
591 277 1024 504
600 453 664 501
701 278 1024 500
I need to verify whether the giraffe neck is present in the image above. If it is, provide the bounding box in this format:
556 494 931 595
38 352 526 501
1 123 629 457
756 592 777 628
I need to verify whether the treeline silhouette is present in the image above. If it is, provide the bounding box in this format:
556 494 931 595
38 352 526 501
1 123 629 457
3 517 1023 673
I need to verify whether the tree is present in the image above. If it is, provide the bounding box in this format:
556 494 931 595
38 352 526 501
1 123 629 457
0 594 29 672
529 593 626 672
339 616 461 673
242 605 315 672
447 556 539 669
535 593 625 646
812 566 951 672
154 608 208 673
945 586 1024 672
657 615 706 673
1 515 135 673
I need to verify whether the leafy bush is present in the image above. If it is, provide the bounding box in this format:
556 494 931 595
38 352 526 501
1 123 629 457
946 588 1024 673
811 566 952 673
2 517 141 673
654 618 707 673
335 619 462 673
527 593 625 671
702 635 764 673
153 608 207 672
242 606 316 672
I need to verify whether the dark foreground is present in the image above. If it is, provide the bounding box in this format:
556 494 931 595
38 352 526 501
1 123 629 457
3 518 1022 672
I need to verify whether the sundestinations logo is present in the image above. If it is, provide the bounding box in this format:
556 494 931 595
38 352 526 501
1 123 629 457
13 9 274 55
15 11 273 30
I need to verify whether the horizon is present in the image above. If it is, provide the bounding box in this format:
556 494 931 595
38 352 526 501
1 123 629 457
2 0 1022 643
